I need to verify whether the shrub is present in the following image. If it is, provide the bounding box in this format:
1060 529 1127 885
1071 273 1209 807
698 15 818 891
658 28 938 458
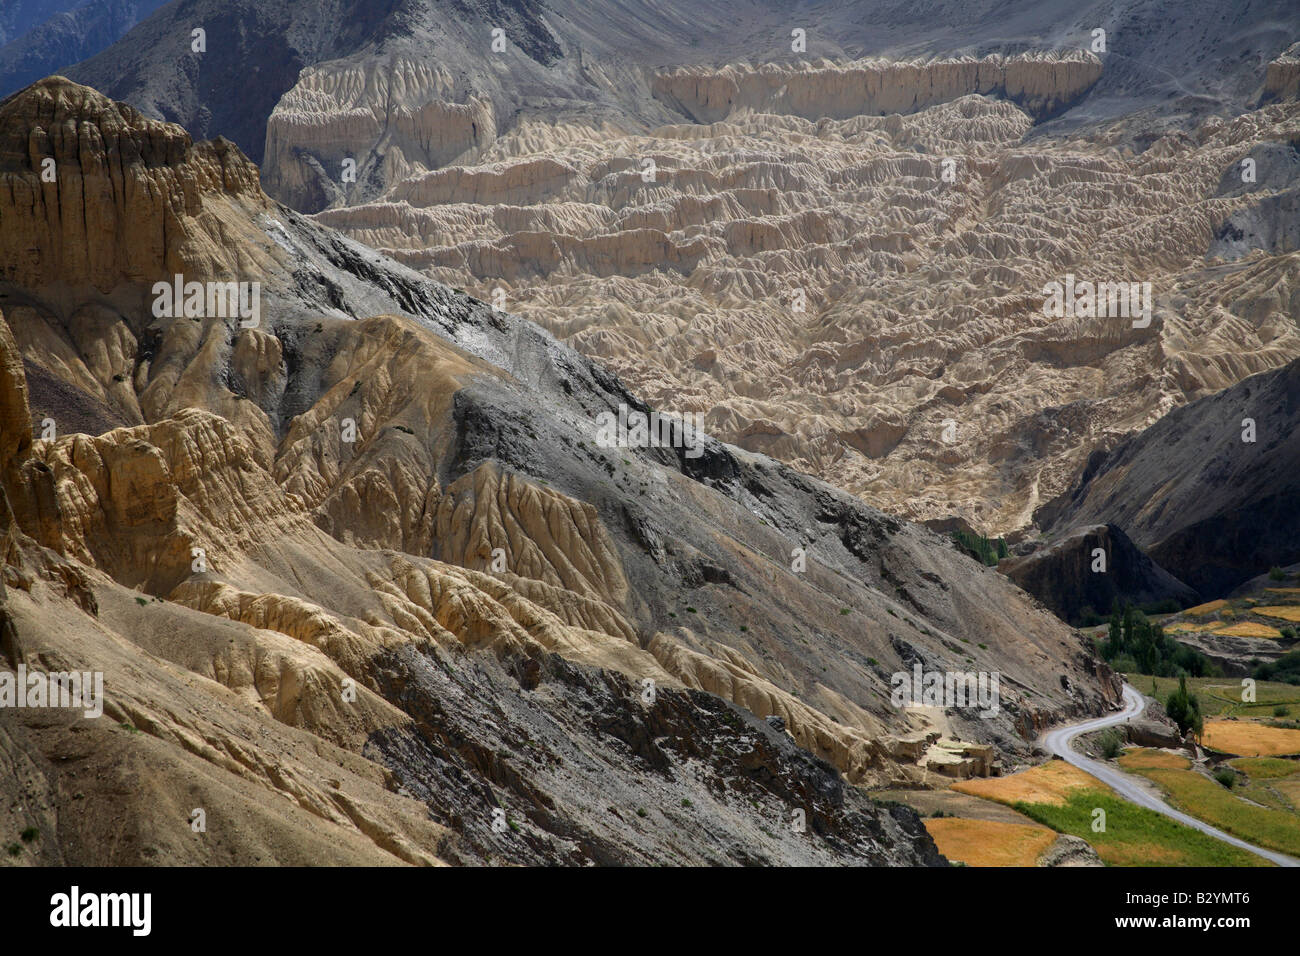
1077 605 1103 627
1275 705 1291 717
1213 768 1237 789
1255 649 1300 686
1098 728 1124 759
1269 566 1287 582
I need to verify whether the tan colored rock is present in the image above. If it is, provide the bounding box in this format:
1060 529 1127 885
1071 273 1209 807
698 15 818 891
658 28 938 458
435 462 629 608
651 53 1101 124
0 76 1127 863
0 311 32 470
263 57 496 212
310 73 1300 533
0 77 269 291
1263 42 1300 102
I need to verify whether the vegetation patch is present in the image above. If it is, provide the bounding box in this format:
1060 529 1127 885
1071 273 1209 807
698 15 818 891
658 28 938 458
1254 606 1300 623
1133 767 1300 858
1230 757 1300 779
1215 621 1283 639
1255 649 1300 686
1136 676 1300 718
954 760 1103 807
1203 721 1300 757
1099 606 1213 678
1012 789 1264 866
951 528 1009 567
1118 748 1190 771
923 817 1057 867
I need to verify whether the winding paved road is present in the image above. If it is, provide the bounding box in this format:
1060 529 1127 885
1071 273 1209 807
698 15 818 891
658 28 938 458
1043 683 1300 867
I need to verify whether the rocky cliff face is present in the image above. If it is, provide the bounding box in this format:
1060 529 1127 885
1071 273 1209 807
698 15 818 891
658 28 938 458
1036 357 1300 597
0 0 169 99
1262 43 1300 104
0 78 1121 865
55 0 1300 171
36 1 1300 544
0 76 269 291
1209 138 1300 260
651 53 1101 125
262 56 499 213
61 0 405 163
1000 524 1199 624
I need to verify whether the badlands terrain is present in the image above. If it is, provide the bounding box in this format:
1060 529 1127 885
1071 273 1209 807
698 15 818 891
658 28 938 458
0 76 1126 865
299 57 1300 534
185 2 1296 542
33 2 1300 538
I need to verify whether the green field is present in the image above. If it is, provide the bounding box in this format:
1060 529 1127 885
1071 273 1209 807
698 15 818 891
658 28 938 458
1126 675 1300 718
1231 756 1300 779
1126 766 1300 857
1012 788 1266 867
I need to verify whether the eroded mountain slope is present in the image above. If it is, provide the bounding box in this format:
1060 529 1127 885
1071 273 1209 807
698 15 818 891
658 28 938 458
309 65 1300 534
0 78 1120 863
1035 355 1300 598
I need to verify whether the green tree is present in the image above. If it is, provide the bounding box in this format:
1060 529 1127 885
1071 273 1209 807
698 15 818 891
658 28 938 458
1165 675 1203 738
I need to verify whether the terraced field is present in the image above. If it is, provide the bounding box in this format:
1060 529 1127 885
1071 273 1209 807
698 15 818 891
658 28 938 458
1121 748 1300 858
951 760 1265 866
922 818 1057 867
1137 676 1300 719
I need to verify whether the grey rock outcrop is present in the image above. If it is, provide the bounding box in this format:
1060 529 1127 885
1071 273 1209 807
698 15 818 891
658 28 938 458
1000 524 1199 624
1036 358 1300 597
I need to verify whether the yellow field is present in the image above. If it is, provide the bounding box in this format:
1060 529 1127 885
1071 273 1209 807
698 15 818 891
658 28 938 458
1164 621 1202 633
1265 588 1300 595
1214 621 1283 638
953 759 1106 806
1184 599 1228 617
1203 721 1300 756
1119 748 1191 770
1254 606 1300 623
923 817 1058 866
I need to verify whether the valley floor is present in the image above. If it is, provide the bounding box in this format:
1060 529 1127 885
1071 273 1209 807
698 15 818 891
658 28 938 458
883 679 1300 866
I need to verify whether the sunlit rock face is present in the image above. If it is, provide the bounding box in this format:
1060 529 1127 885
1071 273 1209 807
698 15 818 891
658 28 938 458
0 78 1125 865
291 52 1300 535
